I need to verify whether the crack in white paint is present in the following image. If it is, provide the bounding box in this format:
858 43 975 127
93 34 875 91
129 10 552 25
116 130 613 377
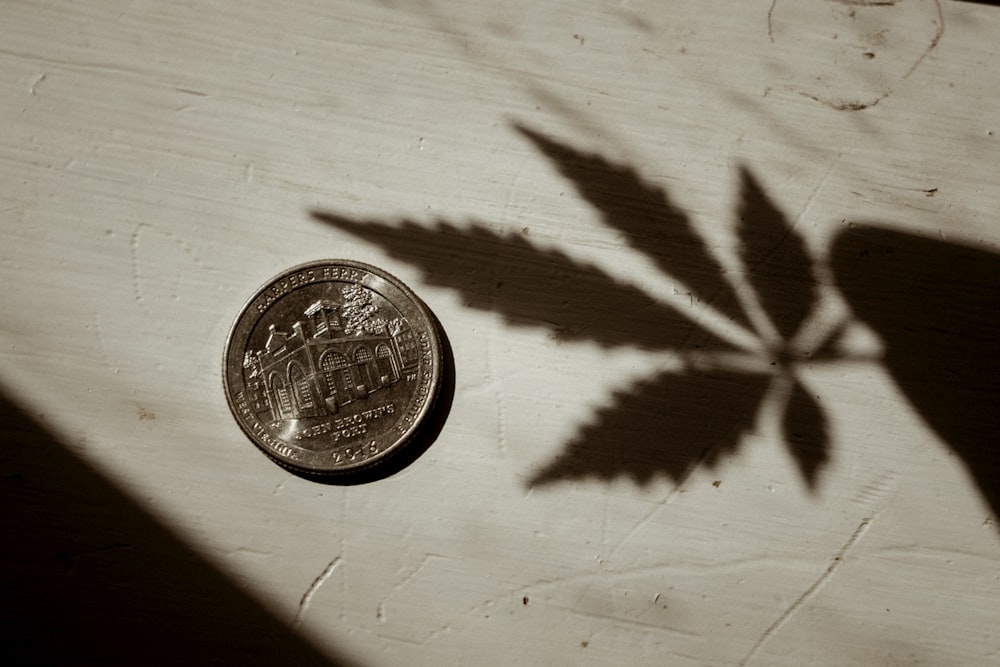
739 515 876 666
294 556 342 628
129 220 204 320
29 72 46 95
129 222 150 310
604 463 706 563
374 554 454 641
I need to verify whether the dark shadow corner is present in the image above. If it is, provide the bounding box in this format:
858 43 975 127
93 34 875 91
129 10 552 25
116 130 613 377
0 386 363 666
830 224 1000 520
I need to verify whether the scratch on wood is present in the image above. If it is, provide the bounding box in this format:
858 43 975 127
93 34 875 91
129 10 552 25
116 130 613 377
377 553 449 626
130 223 149 309
560 605 702 638
338 495 347 617
30 73 46 95
795 160 836 228
129 221 202 311
272 475 290 495
605 448 717 561
739 515 875 666
295 556 342 627
887 0 945 80
487 329 508 459
174 87 209 97
777 1 942 110
799 91 882 112
376 553 457 640
0 47 152 79
767 0 777 43
832 0 898 6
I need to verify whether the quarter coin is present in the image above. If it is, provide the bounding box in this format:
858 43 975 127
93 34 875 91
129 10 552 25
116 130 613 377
223 260 443 476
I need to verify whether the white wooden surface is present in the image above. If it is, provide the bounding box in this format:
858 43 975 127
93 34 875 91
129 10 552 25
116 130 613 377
2 1 998 665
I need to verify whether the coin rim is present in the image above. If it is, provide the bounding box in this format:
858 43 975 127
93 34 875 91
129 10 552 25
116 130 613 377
222 259 443 475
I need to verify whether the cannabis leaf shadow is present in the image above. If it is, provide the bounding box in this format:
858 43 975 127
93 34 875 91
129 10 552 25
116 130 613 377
313 122 832 493
314 123 999 515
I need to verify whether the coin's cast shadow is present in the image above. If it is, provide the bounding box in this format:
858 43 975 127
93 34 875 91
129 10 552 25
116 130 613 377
290 310 456 486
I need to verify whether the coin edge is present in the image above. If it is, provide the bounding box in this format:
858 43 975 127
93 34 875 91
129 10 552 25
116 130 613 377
222 259 444 476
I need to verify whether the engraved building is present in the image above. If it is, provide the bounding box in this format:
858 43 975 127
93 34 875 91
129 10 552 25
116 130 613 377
248 299 417 422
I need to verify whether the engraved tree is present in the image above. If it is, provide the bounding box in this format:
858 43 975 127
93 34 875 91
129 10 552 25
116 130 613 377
341 284 386 335
243 351 261 377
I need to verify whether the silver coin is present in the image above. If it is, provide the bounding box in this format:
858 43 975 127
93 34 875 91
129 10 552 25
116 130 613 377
223 260 443 476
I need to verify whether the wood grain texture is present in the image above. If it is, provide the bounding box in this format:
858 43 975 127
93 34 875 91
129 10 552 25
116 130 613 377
2 1 998 664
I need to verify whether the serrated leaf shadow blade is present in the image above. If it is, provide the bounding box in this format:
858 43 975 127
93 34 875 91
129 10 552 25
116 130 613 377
781 379 830 489
736 166 818 341
528 368 771 487
516 124 751 328
314 213 728 352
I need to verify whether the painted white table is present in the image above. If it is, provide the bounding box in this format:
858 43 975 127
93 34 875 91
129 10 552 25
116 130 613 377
2 1 998 664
